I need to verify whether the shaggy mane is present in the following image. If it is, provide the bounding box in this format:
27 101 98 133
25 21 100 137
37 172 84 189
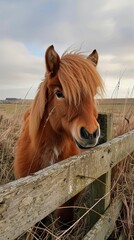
57 52 103 105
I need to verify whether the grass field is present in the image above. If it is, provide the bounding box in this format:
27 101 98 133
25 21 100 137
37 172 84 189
0 103 29 115
0 98 134 185
0 98 134 239
1 98 134 117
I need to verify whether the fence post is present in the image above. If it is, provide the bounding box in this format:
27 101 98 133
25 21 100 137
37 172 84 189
74 113 113 236
98 113 113 209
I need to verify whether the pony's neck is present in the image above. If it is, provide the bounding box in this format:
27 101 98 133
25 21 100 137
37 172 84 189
36 118 80 166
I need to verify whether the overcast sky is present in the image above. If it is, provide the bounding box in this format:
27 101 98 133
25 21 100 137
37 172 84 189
0 0 134 99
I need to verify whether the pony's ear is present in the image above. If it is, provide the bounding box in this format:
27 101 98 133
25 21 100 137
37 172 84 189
87 49 98 66
45 45 60 77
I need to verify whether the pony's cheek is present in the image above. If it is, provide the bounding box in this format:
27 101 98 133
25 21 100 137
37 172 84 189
49 107 68 132
69 119 82 141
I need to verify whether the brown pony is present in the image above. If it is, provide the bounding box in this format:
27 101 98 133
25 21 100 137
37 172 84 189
14 45 103 227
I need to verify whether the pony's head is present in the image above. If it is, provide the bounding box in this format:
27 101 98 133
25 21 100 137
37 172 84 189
30 45 103 149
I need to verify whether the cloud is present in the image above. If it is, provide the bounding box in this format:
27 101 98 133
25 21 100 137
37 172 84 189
0 0 133 99
0 0 133 52
0 39 44 91
2 1 133 50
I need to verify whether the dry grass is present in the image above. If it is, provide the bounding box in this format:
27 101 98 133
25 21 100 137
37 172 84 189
0 99 134 239
111 153 134 240
0 113 20 184
0 103 29 184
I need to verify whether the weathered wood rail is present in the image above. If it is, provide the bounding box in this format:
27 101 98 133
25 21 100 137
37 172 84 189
83 198 122 240
0 128 134 240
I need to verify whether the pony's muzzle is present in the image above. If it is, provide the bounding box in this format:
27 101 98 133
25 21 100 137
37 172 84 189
76 126 100 149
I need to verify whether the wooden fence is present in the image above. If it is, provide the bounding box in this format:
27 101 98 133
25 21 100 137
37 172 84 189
0 114 134 240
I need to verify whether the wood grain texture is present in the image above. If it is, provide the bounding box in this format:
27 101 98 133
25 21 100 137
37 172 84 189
0 129 134 240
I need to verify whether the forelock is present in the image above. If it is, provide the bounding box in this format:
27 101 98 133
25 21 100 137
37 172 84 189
57 52 103 105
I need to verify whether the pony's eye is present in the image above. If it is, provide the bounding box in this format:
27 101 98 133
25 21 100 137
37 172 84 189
55 90 64 98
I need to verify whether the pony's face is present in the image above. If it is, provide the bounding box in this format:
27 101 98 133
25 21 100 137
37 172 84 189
47 83 100 149
44 46 102 149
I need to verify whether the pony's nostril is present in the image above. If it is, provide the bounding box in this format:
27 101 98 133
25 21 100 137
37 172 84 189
80 127 90 139
93 130 97 138
80 127 99 140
